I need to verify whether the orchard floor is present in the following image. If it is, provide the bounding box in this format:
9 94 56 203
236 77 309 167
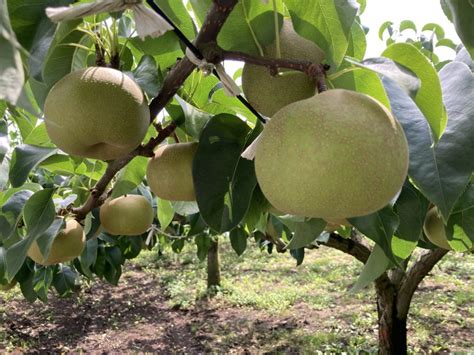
0 240 473 353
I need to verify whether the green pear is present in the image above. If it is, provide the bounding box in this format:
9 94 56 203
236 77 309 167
242 20 325 117
44 67 150 160
28 219 86 266
255 89 409 219
100 195 154 236
146 142 197 201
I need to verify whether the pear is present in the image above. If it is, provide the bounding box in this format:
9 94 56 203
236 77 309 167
242 20 325 117
28 219 86 266
146 142 197 201
255 89 409 219
44 67 150 160
100 195 154 236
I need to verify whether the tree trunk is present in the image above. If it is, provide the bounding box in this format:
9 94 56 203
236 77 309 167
376 284 408 355
207 238 221 288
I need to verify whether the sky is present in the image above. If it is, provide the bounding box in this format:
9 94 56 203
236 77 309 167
360 0 459 59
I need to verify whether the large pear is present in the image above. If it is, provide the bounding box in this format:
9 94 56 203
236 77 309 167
100 195 154 236
423 207 453 250
28 219 86 266
44 67 150 160
255 89 409 219
146 142 197 201
242 20 325 117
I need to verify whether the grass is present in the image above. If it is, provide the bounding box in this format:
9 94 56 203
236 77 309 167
131 238 473 353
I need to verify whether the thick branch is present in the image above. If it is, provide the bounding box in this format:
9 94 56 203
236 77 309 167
220 50 328 93
396 248 448 318
73 0 239 221
322 232 372 264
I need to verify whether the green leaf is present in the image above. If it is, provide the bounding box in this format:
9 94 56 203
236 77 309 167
155 0 196 39
39 154 77 175
9 144 57 187
393 182 429 259
229 227 248 256
128 55 161 97
399 20 417 34
0 118 7 163
290 247 305 266
378 21 394 40
23 188 55 237
175 96 212 140
191 0 283 55
129 32 182 70
53 265 77 296
79 238 98 278
446 208 474 251
42 22 85 89
348 205 400 266
331 67 390 109
193 114 257 233
0 190 33 241
157 198 174 230
6 188 55 280
195 234 211 261
34 218 64 262
346 20 366 61
444 0 474 58
280 217 326 250
383 62 474 220
350 245 390 293
344 57 420 96
422 23 445 40
23 122 54 147
33 266 54 302
0 0 25 104
111 156 148 198
382 43 447 139
284 0 358 68
436 38 457 50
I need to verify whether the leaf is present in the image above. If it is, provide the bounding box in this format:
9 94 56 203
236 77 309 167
176 96 212 140
393 182 429 259
191 0 283 55
193 114 257 233
346 20 366 61
350 245 390 293
42 22 85 89
195 234 211 261
0 190 33 241
280 217 326 250
53 265 77 296
348 205 400 266
111 156 148 198
33 266 54 302
155 0 196 39
378 21 394 40
157 198 174 230
39 154 77 175
127 55 161 97
382 43 447 139
331 67 390 109
129 31 182 70
0 0 25 104
79 238 98 278
23 188 55 237
9 144 57 187
399 20 417 34
446 209 474 251
0 119 7 163
289 247 305 266
383 62 474 219
34 218 64 263
345 57 420 96
422 23 445 40
284 0 359 68
3 195 54 280
229 227 247 256
445 0 474 59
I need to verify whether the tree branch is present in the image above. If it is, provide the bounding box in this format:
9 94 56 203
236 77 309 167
396 248 448 318
73 0 240 221
220 50 328 93
320 231 372 264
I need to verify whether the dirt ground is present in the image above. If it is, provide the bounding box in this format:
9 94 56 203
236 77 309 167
1 267 307 353
0 246 472 353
